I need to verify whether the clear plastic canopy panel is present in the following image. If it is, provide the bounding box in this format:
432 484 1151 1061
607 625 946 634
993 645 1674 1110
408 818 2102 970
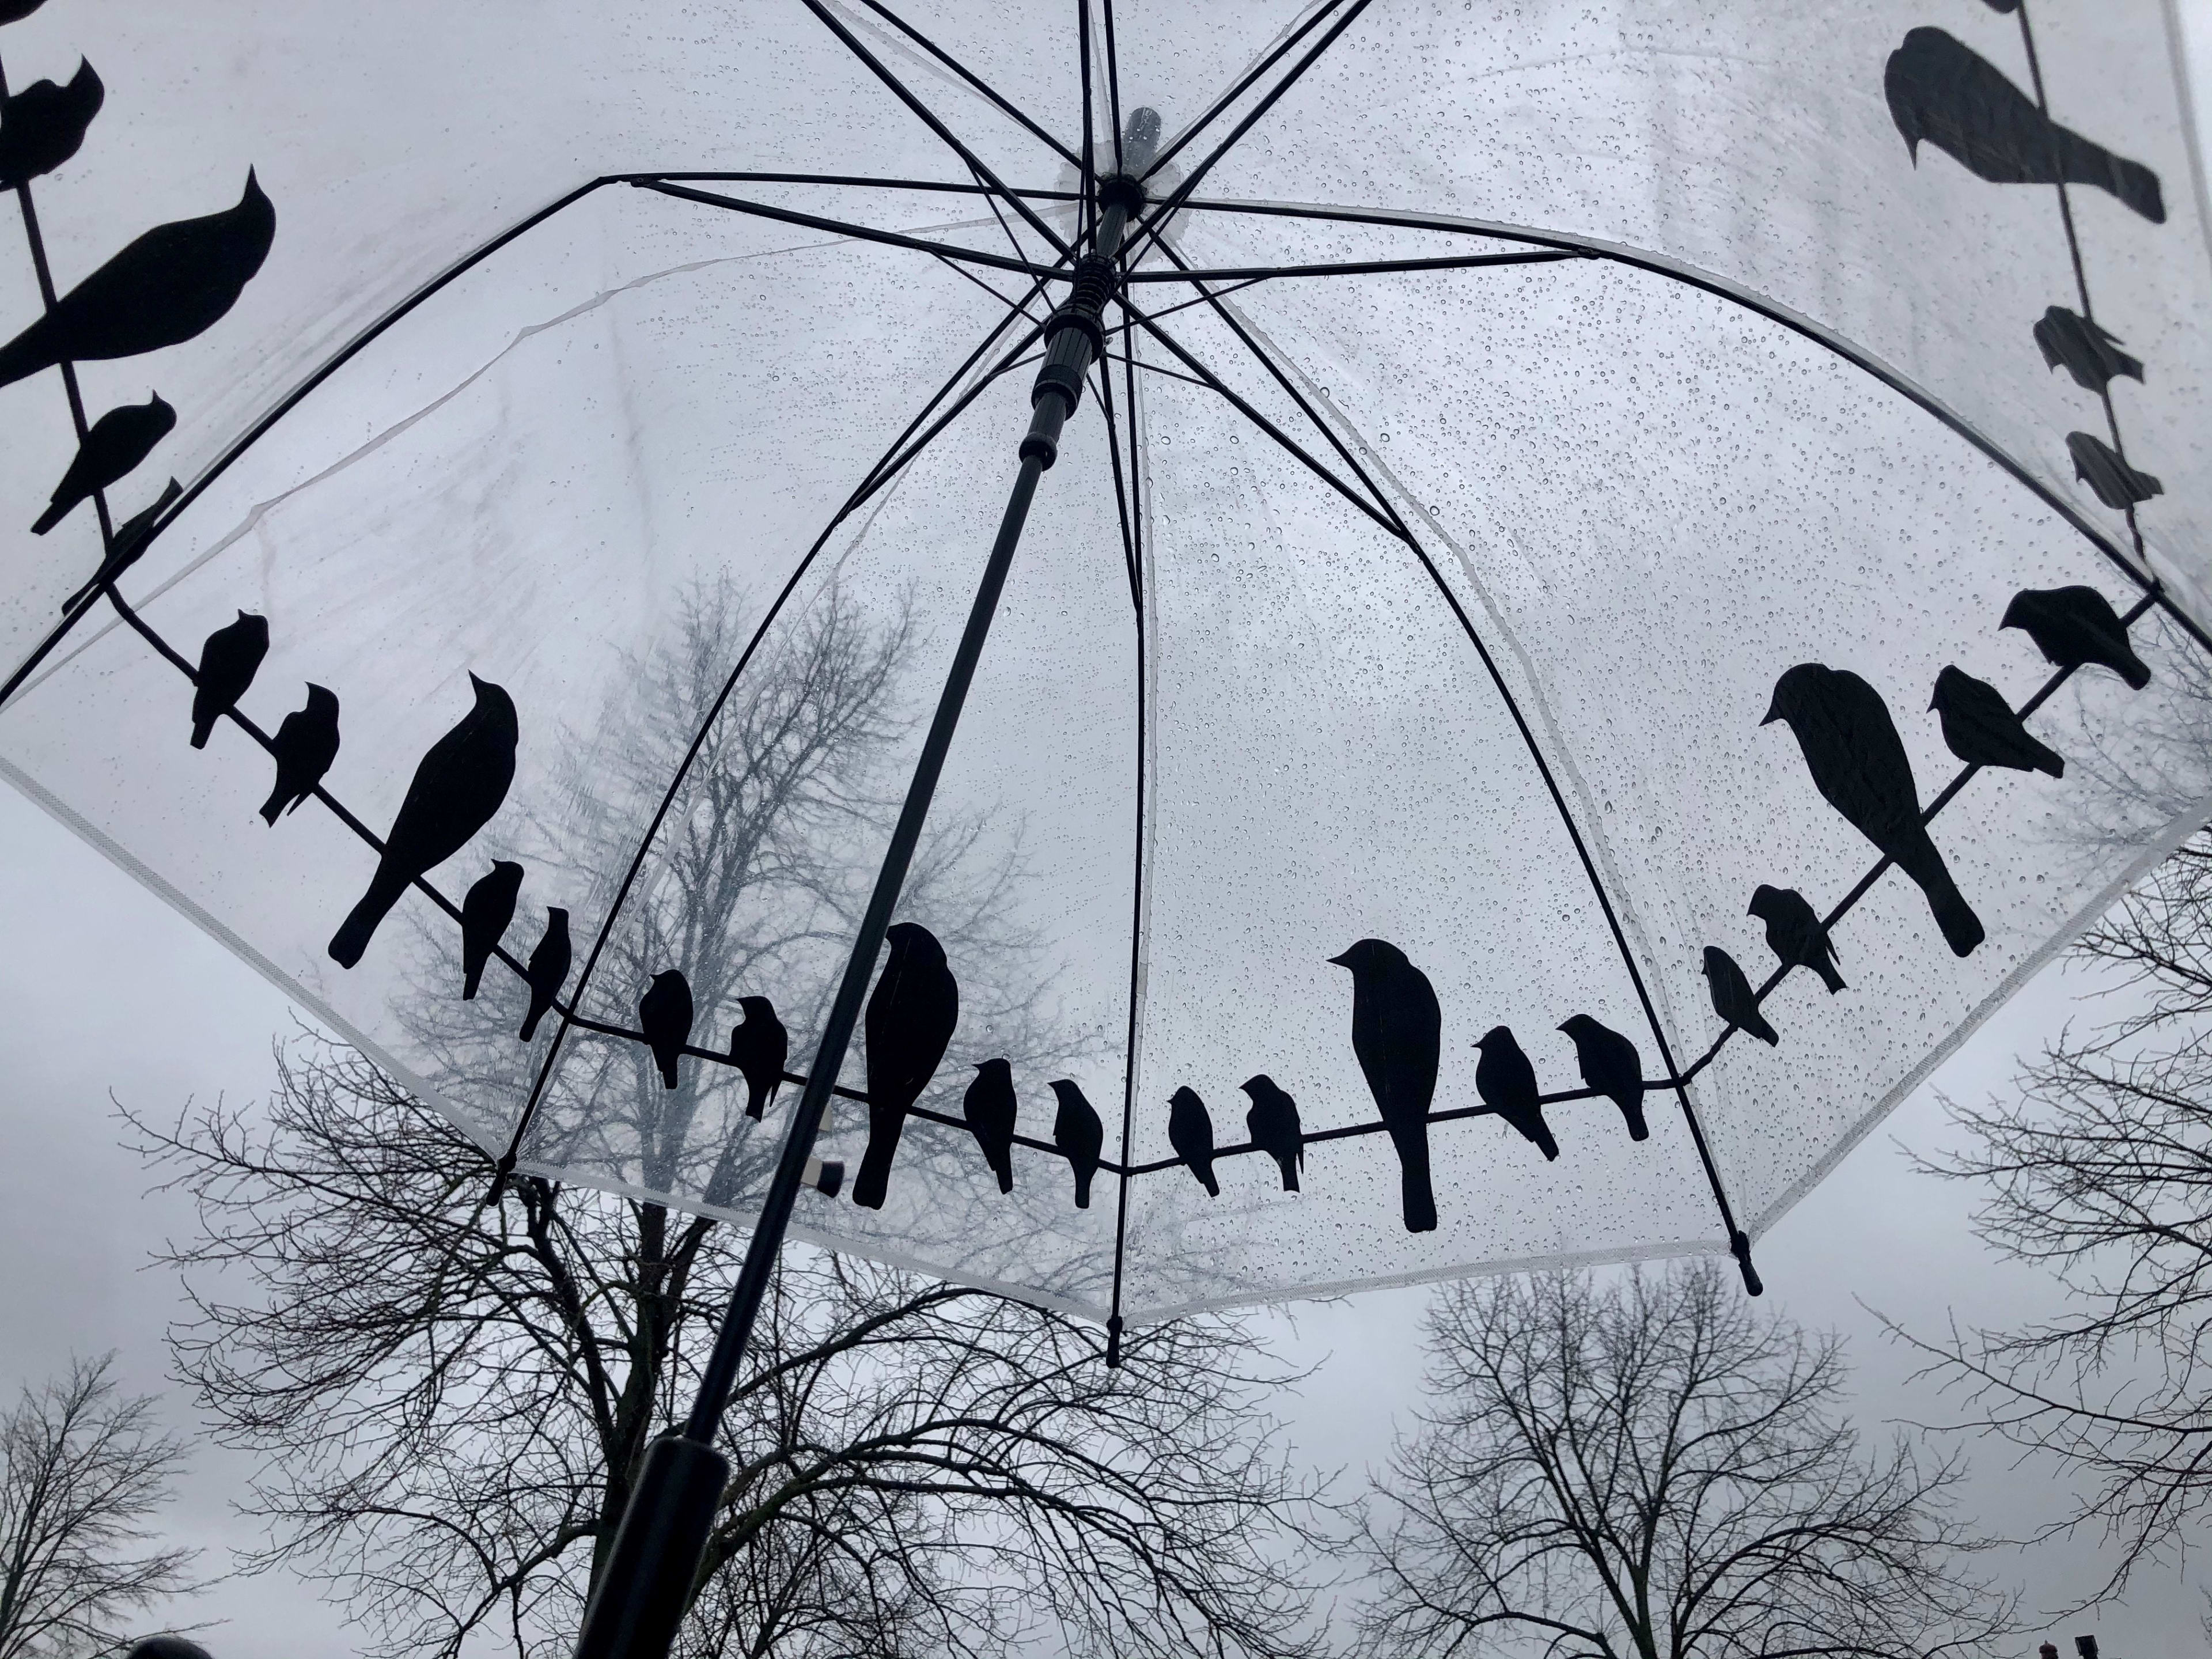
0 0 2206 1324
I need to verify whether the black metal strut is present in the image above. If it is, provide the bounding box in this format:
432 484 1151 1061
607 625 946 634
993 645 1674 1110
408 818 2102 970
568 109 1159 1659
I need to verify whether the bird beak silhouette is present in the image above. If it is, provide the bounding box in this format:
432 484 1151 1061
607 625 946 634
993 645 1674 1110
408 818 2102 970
1759 694 1783 725
1325 950 1350 967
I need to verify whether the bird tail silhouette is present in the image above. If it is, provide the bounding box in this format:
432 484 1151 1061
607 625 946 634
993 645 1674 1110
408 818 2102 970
991 1156 1013 1195
1895 830 1985 957
0 319 55 393
743 1079 770 1121
655 1052 679 1090
853 1107 907 1210
518 996 552 1043
31 497 70 536
328 866 408 968
1072 1166 1094 1209
257 783 290 826
1194 1161 1220 1199
461 957 486 1001
1278 1154 1301 1194
2060 134 2165 222
1620 1101 1650 1142
190 709 219 749
1397 1138 1437 1233
1812 956 1847 995
1528 1118 1560 1162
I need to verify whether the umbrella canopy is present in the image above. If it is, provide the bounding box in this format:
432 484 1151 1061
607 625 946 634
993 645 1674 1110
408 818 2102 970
0 0 2206 1330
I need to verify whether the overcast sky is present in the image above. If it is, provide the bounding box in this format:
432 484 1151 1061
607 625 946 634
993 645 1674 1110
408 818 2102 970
6 9 2212 1659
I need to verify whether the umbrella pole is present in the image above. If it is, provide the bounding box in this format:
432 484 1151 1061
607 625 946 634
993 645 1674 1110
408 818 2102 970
573 115 1158 1659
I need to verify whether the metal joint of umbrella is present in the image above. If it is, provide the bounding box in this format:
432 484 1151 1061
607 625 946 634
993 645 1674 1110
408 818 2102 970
567 108 1162 1659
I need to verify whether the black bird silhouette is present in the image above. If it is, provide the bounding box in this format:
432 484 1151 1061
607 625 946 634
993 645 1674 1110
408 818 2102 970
1050 1079 1104 1208
0 171 275 389
1558 1014 1647 1141
1931 665 2065 778
59 476 179 613
1764 664 1984 957
35 391 173 535
853 921 958 1211
728 996 787 1120
638 969 694 1090
259 682 340 823
189 610 266 749
328 675 518 968
1240 1074 1303 1192
2035 308 2142 394
0 59 101 191
1474 1026 1558 1161
1702 946 1779 1046
2066 431 2162 510
517 908 570 1041
457 861 522 999
123 1641 212 1659
964 1058 1018 1194
0 2 47 22
1885 27 2165 222
1168 1086 1219 1197
1330 938 1440 1233
1747 884 1846 994
2002 585 2150 689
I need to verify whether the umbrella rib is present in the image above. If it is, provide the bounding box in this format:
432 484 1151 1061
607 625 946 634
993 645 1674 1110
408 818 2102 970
630 179 1058 278
1122 0 1378 270
1100 0 1126 174
797 0 1072 257
1124 251 1589 282
1162 195 2212 661
1142 267 1752 1262
1118 301 1404 537
1078 0 1096 247
848 0 1084 171
1676 592 2162 1094
493 271 1066 1175
1140 0 1353 183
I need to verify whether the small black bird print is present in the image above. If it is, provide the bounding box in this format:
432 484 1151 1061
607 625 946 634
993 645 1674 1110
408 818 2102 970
1474 1026 1558 1161
259 682 340 823
1050 1078 1104 1208
728 996 787 1120
1931 665 2064 778
0 58 101 190
1702 946 1779 1046
964 1058 1018 1194
189 610 266 749
1886 28 2165 222
2002 585 2150 689
457 861 522 999
2065 432 2162 511
1168 1086 1219 1197
1330 938 1440 1233
1747 884 1846 994
35 392 173 536
0 171 275 389
1240 1074 1303 1191
1557 1013 1647 1141
0 2 47 22
328 675 518 968
59 476 179 614
853 921 958 1211
638 969 694 1091
518 908 570 1041
2035 308 2142 395
1764 664 1984 957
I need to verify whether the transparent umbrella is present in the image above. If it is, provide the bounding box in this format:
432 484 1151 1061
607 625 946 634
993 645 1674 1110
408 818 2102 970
0 1 2206 1649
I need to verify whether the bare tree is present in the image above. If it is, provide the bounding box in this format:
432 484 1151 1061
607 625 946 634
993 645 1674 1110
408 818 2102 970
1903 829 2212 1604
128 577 1328 1659
0 1356 196 1659
1354 1263 2012 1659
